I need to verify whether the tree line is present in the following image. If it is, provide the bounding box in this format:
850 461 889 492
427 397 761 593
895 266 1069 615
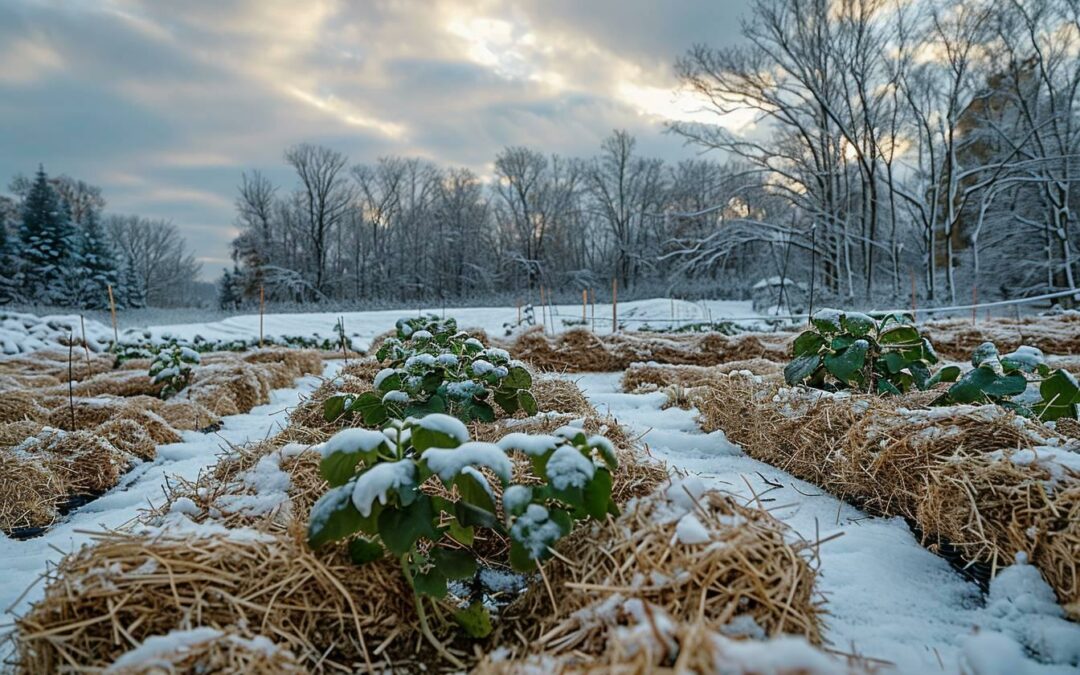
0 167 203 309
226 0 1080 311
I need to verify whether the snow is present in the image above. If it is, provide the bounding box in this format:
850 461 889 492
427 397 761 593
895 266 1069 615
567 371 1080 675
373 367 396 389
382 390 409 404
321 428 392 459
104 626 224 672
502 485 533 514
349 459 416 517
0 361 337 659
102 299 765 353
674 513 710 544
413 413 470 444
421 442 512 483
0 311 114 354
497 432 562 456
509 503 562 559
544 445 595 490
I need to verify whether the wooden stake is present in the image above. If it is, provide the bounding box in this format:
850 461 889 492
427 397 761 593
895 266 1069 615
590 288 596 332
106 283 119 348
517 298 521 326
611 278 618 333
79 314 91 368
582 289 587 323
538 285 546 334
259 284 265 348
67 333 76 430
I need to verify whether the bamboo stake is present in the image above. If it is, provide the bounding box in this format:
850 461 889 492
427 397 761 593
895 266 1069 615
259 285 265 348
611 278 618 333
971 285 978 325
590 288 596 332
106 283 119 348
582 289 587 323
67 332 76 430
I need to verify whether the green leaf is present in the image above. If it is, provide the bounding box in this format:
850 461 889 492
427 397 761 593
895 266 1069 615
792 330 826 357
983 374 1028 397
308 482 364 549
468 400 496 423
971 342 999 368
447 520 474 546
583 467 614 520
378 496 440 555
503 365 532 390
879 325 920 346
881 351 907 374
946 366 999 403
455 498 500 530
456 470 498 513
824 340 869 385
509 539 537 571
877 379 902 395
841 311 875 337
811 309 843 334
784 353 822 385
411 419 460 451
323 394 350 422
348 537 385 565
431 547 477 580
350 392 387 426
453 602 493 638
928 365 961 386
1035 370 1080 421
376 372 402 393
493 389 519 415
412 566 448 598
321 448 372 488
518 390 538 416
909 361 931 390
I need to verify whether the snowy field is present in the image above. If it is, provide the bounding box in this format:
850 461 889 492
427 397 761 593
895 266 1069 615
2 298 772 355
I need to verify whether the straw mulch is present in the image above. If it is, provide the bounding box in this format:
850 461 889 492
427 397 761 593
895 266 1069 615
697 374 1080 618
924 313 1080 360
501 327 791 373
105 629 308 675
474 614 869 675
13 524 423 674
495 487 822 661
34 429 136 496
0 420 44 447
96 418 159 462
0 390 50 424
0 451 65 534
46 400 183 445
621 360 784 395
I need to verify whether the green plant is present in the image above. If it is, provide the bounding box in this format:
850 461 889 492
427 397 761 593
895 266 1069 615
396 314 458 340
933 342 1079 420
784 309 959 394
148 344 200 398
325 330 537 425
307 415 618 663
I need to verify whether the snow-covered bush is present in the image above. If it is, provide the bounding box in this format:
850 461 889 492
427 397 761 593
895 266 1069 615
395 314 458 340
325 328 537 424
785 309 958 394
934 342 1079 420
148 345 200 398
307 415 618 644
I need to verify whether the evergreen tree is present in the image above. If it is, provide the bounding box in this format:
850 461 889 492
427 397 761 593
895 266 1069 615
116 254 146 310
59 209 119 308
0 207 21 304
18 167 74 303
218 266 240 310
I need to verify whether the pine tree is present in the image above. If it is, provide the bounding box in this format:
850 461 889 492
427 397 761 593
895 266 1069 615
0 207 21 304
218 267 239 310
18 166 75 303
116 255 146 310
59 209 119 308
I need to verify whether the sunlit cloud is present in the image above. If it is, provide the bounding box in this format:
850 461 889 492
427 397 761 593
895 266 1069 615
0 37 64 84
285 86 408 138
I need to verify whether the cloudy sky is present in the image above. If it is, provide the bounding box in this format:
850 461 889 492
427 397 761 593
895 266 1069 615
0 0 751 277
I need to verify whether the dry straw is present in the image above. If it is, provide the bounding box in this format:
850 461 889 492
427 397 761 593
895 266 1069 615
105 629 308 674
495 489 822 660
697 373 1080 618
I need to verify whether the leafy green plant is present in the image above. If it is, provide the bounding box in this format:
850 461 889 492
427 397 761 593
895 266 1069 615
148 344 200 398
326 329 537 425
307 414 618 663
933 342 1079 420
784 309 959 394
396 314 458 340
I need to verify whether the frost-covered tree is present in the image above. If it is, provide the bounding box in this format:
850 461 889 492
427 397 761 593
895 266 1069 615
17 167 75 303
58 209 119 309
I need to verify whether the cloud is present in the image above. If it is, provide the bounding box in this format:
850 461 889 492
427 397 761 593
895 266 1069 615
0 0 752 278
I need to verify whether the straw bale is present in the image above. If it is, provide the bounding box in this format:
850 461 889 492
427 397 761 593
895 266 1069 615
46 398 182 444
14 525 420 674
1056 418 1080 440
918 451 1080 619
531 377 594 417
0 420 44 447
503 328 791 372
474 615 869 675
924 314 1080 360
95 418 158 462
242 347 324 381
0 390 49 424
0 373 62 390
105 629 308 674
36 430 134 496
66 370 160 398
157 398 221 432
621 360 783 395
189 362 272 413
0 451 64 533
496 488 821 659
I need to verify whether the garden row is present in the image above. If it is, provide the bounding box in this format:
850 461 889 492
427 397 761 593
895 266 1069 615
0 347 323 536
625 309 1079 620
11 318 867 674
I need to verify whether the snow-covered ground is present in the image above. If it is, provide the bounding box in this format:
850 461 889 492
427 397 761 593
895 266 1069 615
0 362 339 660
127 298 770 352
571 372 1080 675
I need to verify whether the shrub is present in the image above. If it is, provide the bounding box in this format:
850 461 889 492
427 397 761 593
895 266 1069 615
934 342 1079 420
307 414 618 658
395 314 458 340
148 345 200 398
784 309 958 394
325 328 537 425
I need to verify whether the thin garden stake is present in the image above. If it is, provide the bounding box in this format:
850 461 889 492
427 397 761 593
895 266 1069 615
590 288 596 332
338 316 349 365
539 285 546 335
516 298 521 326
106 283 119 348
611 277 618 333
582 289 587 323
67 332 76 430
259 284 265 348
910 270 917 318
79 314 91 368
